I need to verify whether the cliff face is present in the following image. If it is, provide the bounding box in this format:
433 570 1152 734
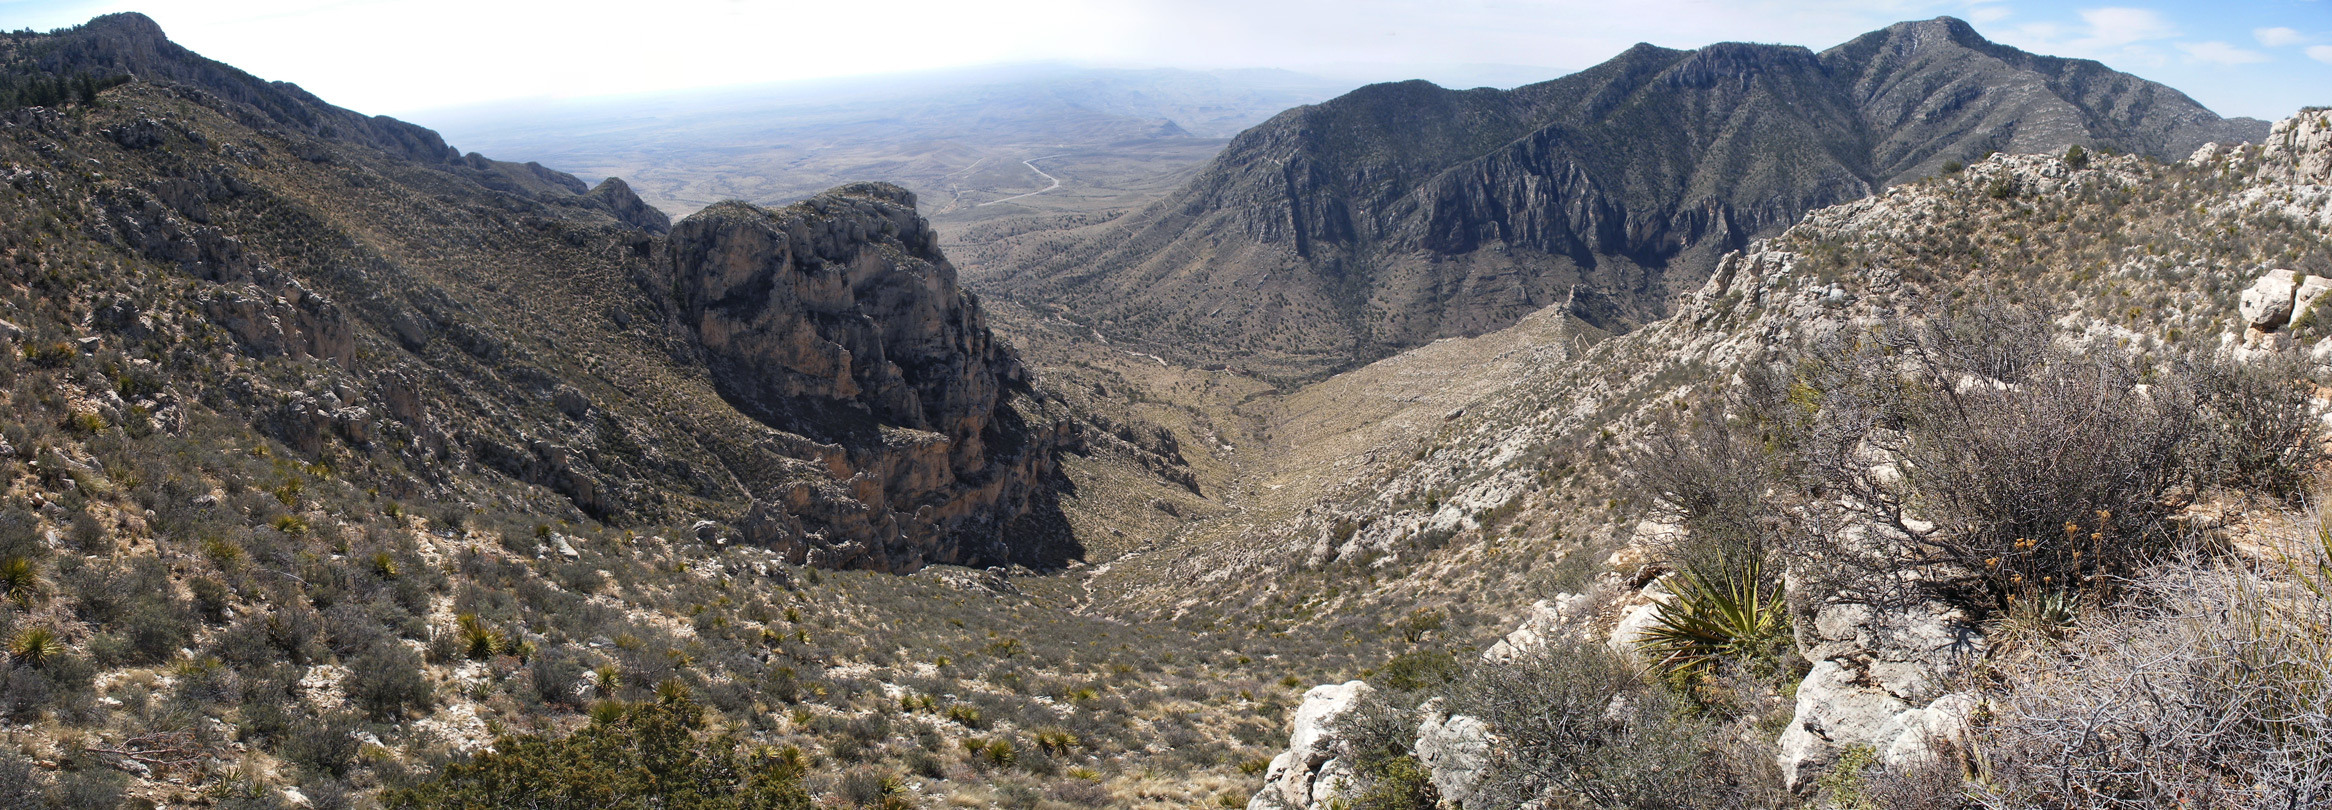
667 184 1063 571
977 16 2270 381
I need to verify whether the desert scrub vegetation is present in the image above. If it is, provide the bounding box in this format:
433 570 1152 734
1751 301 2323 612
382 686 811 810
1967 528 2332 809
1596 296 2328 806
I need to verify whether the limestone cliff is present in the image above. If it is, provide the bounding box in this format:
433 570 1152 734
667 183 1064 571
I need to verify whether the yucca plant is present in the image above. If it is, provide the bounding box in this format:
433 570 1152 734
9 626 65 667
1034 727 1080 756
1636 561 1788 681
370 551 400 580
455 613 504 660
0 555 40 606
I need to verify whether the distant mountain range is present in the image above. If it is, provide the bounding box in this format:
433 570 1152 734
412 64 1360 217
972 17 2269 381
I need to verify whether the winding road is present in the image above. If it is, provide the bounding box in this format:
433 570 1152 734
978 154 1066 206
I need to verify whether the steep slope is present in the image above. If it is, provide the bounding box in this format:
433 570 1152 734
0 13 1075 574
973 16 2268 381
1064 108 2332 810
0 15 1267 810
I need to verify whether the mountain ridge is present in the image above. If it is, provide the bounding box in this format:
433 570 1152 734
968 16 2269 382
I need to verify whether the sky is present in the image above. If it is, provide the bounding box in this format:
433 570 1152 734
0 0 2324 120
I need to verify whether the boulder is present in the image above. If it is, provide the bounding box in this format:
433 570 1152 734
1605 577 1674 660
2297 275 2332 325
1414 701 1490 806
1248 681 1375 810
2241 268 2300 330
1775 599 1983 790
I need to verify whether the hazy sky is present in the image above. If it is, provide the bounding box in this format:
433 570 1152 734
0 0 2325 120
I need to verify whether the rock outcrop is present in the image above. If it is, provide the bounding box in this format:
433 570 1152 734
1249 681 1374 810
2262 108 2332 185
668 183 1061 572
1775 599 1984 789
1412 701 1491 806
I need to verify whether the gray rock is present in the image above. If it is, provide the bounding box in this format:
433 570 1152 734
2297 275 2332 325
2263 109 2332 185
1414 702 1490 806
2241 269 2301 330
1605 577 1675 660
1776 599 1983 790
671 184 1064 573
1248 681 1375 810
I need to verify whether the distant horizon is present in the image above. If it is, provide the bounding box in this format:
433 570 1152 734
0 1 2325 122
394 60 1554 128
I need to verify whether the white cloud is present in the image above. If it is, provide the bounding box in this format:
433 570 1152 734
2179 41 2270 65
2255 26 2310 47
1960 0 2011 24
2003 6 2179 57
2071 7 2177 49
1965 6 2012 23
2310 44 2332 64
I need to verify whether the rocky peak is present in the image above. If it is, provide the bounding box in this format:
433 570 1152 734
1869 16 1984 56
586 176 673 234
668 182 1009 442
1661 41 1822 89
666 182 1061 571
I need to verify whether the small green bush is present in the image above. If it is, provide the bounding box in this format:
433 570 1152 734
382 690 809 810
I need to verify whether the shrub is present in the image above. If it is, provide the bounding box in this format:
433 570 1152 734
347 643 433 721
1348 755 1437 810
1 649 94 721
108 596 195 666
835 769 905 809
2192 350 2322 501
280 711 362 778
1631 400 1789 584
189 577 230 624
1788 305 2209 608
1453 641 1779 809
381 690 810 810
1973 538 2332 809
0 750 39 808
1369 650 1460 692
1325 691 1437 810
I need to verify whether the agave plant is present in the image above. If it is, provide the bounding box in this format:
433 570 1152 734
9 626 66 667
1635 561 1788 680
